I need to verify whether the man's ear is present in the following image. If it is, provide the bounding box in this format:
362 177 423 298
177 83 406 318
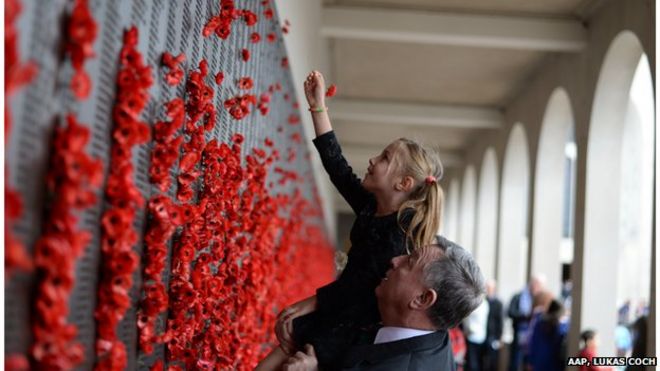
395 175 415 192
411 289 438 310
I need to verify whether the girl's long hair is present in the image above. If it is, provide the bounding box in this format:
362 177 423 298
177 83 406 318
394 138 445 251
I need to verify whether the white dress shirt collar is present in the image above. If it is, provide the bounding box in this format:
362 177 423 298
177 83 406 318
373 326 435 344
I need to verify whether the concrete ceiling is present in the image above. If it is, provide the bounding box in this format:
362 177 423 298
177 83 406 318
333 40 547 106
321 0 600 212
323 0 601 19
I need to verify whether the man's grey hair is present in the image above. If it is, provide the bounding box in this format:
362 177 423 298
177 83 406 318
423 236 485 330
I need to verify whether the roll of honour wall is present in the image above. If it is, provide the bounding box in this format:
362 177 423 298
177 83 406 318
5 0 336 370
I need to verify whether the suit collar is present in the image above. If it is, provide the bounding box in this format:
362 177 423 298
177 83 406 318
343 330 449 366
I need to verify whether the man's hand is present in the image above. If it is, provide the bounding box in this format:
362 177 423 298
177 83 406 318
282 345 319 371
275 296 318 354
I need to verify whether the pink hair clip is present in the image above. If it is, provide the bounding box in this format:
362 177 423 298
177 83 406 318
425 175 436 185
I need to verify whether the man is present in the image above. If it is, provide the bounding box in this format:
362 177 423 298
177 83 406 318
464 298 489 371
484 279 503 371
507 275 545 371
282 236 486 371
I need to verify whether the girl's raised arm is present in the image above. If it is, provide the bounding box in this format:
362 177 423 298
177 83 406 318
304 71 373 214
304 71 332 136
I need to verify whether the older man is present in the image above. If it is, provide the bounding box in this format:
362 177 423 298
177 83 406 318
282 236 485 371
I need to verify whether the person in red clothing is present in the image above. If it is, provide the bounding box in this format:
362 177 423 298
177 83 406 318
577 330 613 371
449 326 467 371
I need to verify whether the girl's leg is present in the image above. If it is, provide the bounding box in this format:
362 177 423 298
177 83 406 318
254 347 289 371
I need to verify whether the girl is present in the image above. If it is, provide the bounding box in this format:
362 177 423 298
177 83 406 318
257 71 444 371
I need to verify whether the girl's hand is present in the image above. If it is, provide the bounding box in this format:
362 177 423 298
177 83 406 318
304 71 326 109
275 295 318 354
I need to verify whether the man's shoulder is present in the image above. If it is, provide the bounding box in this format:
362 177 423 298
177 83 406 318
342 331 455 371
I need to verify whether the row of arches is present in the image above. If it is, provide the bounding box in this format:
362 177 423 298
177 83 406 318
442 31 654 355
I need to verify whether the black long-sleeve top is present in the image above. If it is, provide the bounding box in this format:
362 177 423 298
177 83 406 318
292 131 413 371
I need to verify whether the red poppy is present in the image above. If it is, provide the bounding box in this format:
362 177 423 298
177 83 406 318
264 8 273 19
266 33 276 43
71 69 92 99
288 114 300 125
232 133 245 144
224 94 256 120
325 84 337 97
215 72 224 85
243 10 257 26
241 49 250 62
250 32 261 43
237 77 253 90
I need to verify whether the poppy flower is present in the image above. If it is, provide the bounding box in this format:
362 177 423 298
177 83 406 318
241 49 250 62
199 59 209 76
162 51 185 68
325 84 337 97
232 133 245 144
266 33 276 43
250 32 261 43
224 95 256 120
237 77 253 90
71 69 92 99
264 8 273 19
243 10 257 26
288 114 300 125
215 72 224 85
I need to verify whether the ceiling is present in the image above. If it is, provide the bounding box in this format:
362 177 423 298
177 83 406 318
323 0 600 19
320 0 603 212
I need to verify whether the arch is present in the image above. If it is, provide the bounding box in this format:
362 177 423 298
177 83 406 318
531 88 576 297
475 148 499 281
582 31 652 355
458 166 477 252
475 147 499 279
497 123 530 311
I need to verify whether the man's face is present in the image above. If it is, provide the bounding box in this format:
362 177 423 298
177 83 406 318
375 246 441 314
530 277 543 295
